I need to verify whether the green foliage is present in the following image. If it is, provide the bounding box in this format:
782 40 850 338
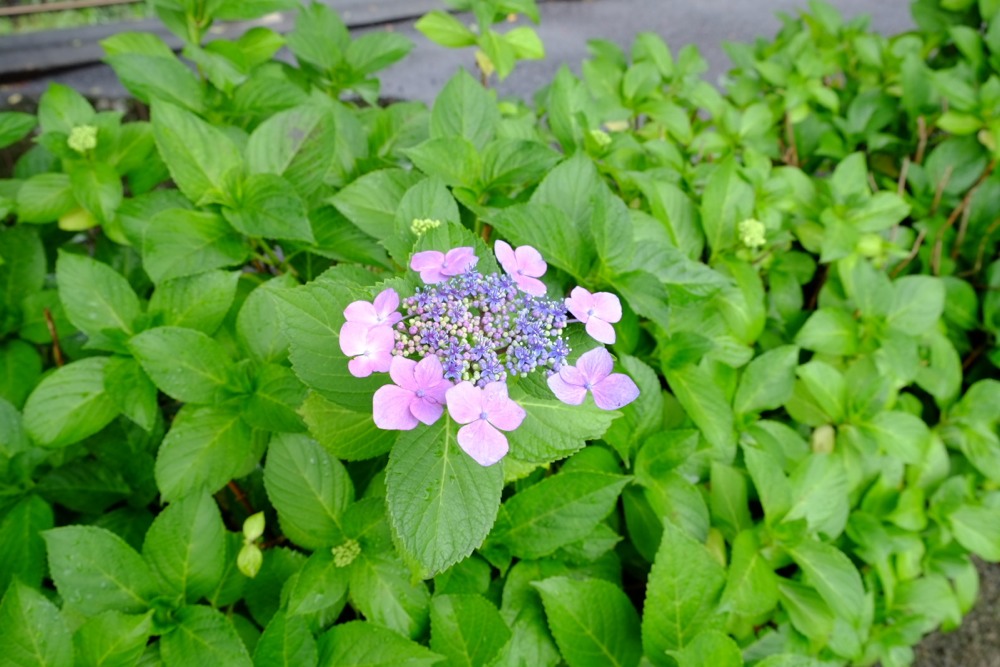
0 0 998 664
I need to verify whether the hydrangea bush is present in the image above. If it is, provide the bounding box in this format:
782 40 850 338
0 0 998 665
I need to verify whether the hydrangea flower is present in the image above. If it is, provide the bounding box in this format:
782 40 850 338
446 381 526 466
344 288 402 328
547 347 640 410
565 287 622 345
410 247 478 284
494 240 547 296
339 322 394 377
373 355 451 430
339 240 639 467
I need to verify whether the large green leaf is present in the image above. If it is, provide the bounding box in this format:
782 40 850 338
223 174 314 243
160 605 253 667
253 611 318 667
349 551 431 638
386 418 503 577
733 346 798 418
143 209 249 284
73 610 153 667
0 579 73 667
429 594 511 667
23 357 119 448
429 69 499 150
148 270 240 335
663 363 735 461
130 326 234 404
56 251 140 350
329 169 423 240
0 495 53 593
317 621 443 667
719 530 779 620
786 539 866 626
246 104 337 200
300 391 395 460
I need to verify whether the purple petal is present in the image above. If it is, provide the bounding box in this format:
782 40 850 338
410 250 443 272
410 396 445 425
339 322 369 357
367 326 396 353
514 245 546 277
373 288 399 316
348 357 374 378
495 240 516 274
441 247 478 276
482 382 526 431
591 373 640 410
446 382 483 425
343 300 378 325
512 274 547 296
389 355 419 391
547 372 588 405
576 347 614 384
368 348 393 374
592 292 622 323
565 286 596 322
457 419 509 466
373 385 419 430
559 365 586 386
413 354 444 389
585 317 616 344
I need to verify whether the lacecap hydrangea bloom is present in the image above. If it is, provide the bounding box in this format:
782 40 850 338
339 241 639 466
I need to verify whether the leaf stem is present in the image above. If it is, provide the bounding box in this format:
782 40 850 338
43 307 64 368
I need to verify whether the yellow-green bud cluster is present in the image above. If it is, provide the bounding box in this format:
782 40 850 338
67 125 98 154
332 539 361 567
738 218 767 249
411 218 442 236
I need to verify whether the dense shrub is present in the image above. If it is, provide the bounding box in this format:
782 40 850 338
0 0 998 665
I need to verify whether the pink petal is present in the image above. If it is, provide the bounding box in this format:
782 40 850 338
559 365 587 386
482 382 525 431
547 373 588 405
494 240 516 273
585 317 616 344
513 245 546 277
576 347 614 385
348 357 374 378
565 286 596 322
591 373 641 410
367 326 396 353
389 355 419 391
413 355 444 389
591 292 622 323
368 349 393 374
343 300 378 325
410 396 445 425
339 322 370 357
373 385 419 430
373 288 399 316
410 250 443 272
457 419 509 466
446 382 483 425
512 274 547 296
441 247 478 276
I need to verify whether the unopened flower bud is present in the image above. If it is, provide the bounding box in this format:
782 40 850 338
237 543 263 578
588 129 612 148
411 218 442 236
738 218 767 249
243 512 265 543
811 424 836 454
856 233 883 258
332 539 361 568
67 125 98 153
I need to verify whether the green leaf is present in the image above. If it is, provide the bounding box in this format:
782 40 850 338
161 606 253 667
16 173 77 223
57 251 140 349
887 276 945 334
386 418 503 577
44 525 157 615
263 433 353 551
429 594 511 667
223 174 314 243
329 169 423 240
130 326 234 404
741 445 792 521
285 2 348 71
642 519 725 665
349 551 431 638
0 112 36 150
505 375 618 463
430 69 499 150
0 579 73 667
669 630 743 667
38 83 94 134
151 100 241 204
612 271 672 333
733 346 798 417
784 454 848 538
796 361 846 422
73 610 153 667
720 530 779 620
490 469 629 560
237 274 296 363
700 159 754 257
276 280 386 411
143 491 226 602
347 32 413 76
285 551 349 618
103 356 158 432
415 11 477 48
481 139 561 193
246 105 336 200
68 162 123 225
405 137 481 188
534 577 641 667
710 463 752 539
154 405 263 503
950 505 1000 561
149 270 239 335
0 341 42 410
253 611 318 667
795 309 859 356
0 495 53 592
490 204 593 281
23 357 118 448
317 621 443 667
777 578 834 643
860 411 931 465
143 209 249 284
300 391 395 460
663 364 735 461
243 364 306 434
0 226 45 323
786 539 865 626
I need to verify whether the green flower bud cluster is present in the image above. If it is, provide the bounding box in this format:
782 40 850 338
332 539 361 567
67 125 98 154
738 218 767 249
411 218 442 236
